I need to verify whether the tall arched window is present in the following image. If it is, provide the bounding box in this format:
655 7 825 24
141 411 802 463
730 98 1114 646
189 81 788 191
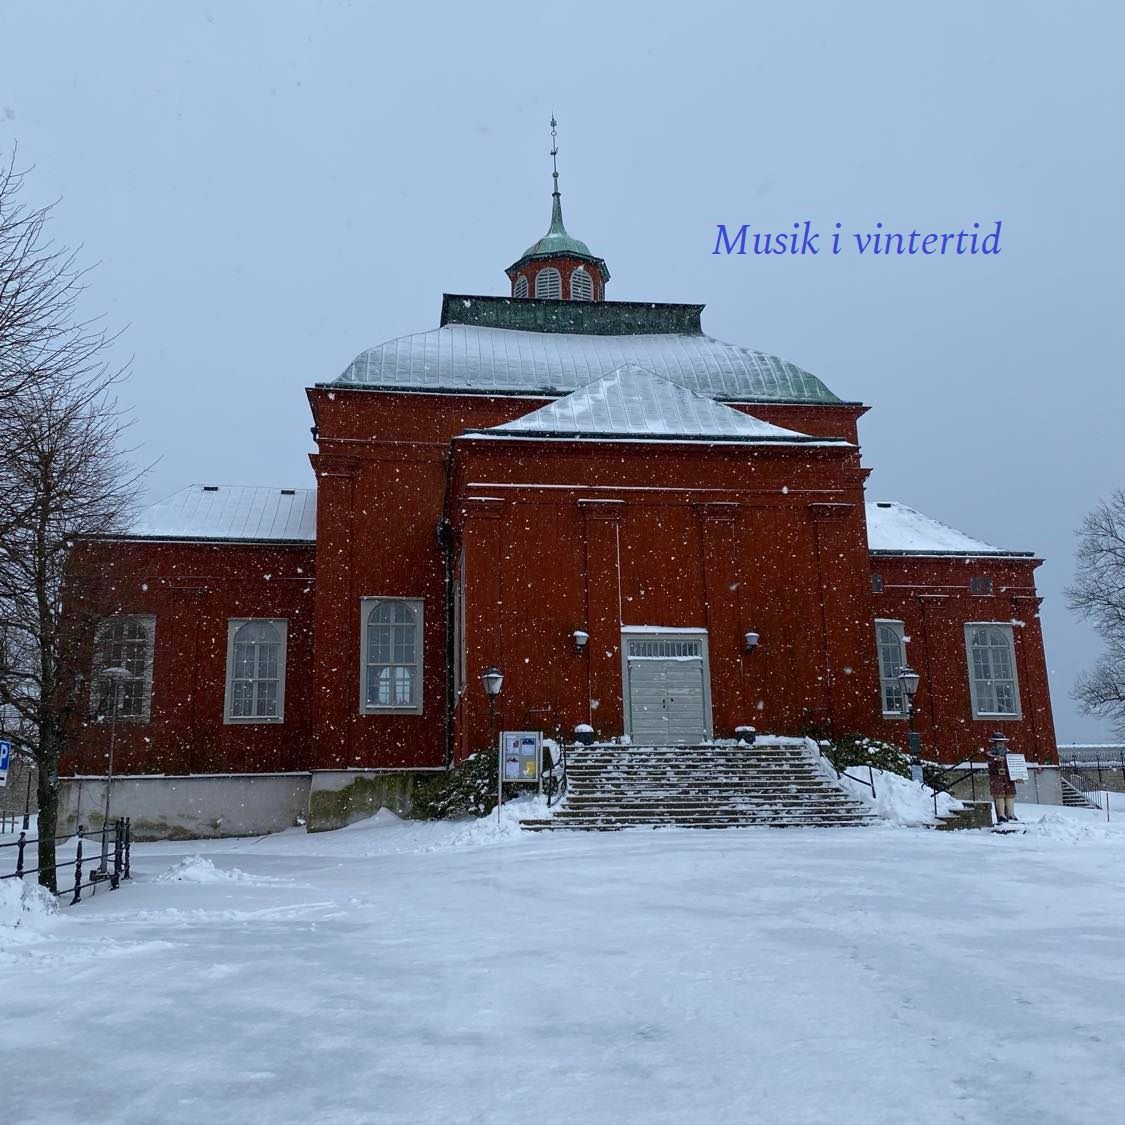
513 275 528 298
226 619 286 721
94 615 155 721
874 621 906 715
534 267 561 299
570 267 593 301
966 625 1020 717
362 598 423 712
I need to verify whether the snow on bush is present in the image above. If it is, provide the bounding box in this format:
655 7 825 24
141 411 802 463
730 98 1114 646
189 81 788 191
836 767 962 827
0 877 56 932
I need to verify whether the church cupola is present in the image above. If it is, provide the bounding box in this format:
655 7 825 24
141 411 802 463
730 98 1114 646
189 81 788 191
506 119 610 302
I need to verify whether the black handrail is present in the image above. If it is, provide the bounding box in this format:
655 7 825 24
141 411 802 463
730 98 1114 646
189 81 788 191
817 742 876 798
920 758 983 818
543 743 569 808
1059 764 1103 810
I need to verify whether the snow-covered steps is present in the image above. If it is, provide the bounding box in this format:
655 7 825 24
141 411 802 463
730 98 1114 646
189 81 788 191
1061 778 1101 809
521 742 879 831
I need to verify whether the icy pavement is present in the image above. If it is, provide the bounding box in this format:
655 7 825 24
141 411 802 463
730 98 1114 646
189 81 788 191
3 802 1125 1125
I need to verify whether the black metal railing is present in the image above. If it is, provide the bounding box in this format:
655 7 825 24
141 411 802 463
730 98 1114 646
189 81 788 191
1059 766 1103 810
543 744 569 808
1 818 132 905
817 742 877 798
921 760 985 818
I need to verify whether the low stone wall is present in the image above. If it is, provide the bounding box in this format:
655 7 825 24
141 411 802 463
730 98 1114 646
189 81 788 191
306 770 443 832
59 774 313 841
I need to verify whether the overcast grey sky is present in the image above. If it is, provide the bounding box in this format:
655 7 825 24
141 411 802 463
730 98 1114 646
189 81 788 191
2 1 1121 740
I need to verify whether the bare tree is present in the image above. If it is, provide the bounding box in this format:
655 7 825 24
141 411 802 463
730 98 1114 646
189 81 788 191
1067 489 1125 736
0 152 141 890
0 149 98 405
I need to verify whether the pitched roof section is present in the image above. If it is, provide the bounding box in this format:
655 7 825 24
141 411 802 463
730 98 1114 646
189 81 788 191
469 365 831 444
866 501 1032 557
334 321 840 404
124 485 316 543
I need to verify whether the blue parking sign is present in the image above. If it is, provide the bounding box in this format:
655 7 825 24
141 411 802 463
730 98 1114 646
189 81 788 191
0 739 10 786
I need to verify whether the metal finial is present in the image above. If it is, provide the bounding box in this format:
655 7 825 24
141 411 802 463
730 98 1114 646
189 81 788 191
545 116 566 235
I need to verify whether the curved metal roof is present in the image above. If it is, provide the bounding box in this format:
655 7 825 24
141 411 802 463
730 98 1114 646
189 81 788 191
335 323 840 403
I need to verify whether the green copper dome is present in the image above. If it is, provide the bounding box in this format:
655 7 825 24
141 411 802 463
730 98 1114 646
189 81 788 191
522 194 594 260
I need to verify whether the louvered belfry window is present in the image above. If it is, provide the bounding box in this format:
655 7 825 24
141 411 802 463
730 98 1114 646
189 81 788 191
513 275 528 298
534 267 562 299
570 267 593 301
93 616 156 722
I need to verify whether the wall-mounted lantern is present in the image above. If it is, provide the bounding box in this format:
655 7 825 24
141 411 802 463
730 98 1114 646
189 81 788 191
743 631 760 653
572 630 590 653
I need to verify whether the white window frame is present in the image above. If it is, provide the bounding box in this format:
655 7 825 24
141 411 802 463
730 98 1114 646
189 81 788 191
534 266 562 299
91 614 156 723
875 619 907 717
360 597 424 715
513 275 528 298
964 622 1021 719
570 267 593 301
224 618 287 724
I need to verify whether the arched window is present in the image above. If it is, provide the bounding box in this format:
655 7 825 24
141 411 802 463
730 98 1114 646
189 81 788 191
534 267 561 300
966 625 1020 717
226 619 286 721
513 275 528 298
362 598 423 712
570 267 593 301
874 621 906 715
94 615 155 721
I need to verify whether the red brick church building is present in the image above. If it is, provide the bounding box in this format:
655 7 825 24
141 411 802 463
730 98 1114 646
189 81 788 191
68 152 1057 834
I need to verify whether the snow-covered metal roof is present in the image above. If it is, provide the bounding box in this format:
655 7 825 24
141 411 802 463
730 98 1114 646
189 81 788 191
866 501 1031 557
468 365 833 444
125 485 316 543
335 322 839 404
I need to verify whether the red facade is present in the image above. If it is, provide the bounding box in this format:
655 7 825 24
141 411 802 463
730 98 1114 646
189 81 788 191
71 210 1057 778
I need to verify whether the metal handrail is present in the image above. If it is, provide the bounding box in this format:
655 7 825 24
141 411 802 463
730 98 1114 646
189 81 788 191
919 758 984 818
543 744 569 808
817 742 877 798
1059 764 1103 810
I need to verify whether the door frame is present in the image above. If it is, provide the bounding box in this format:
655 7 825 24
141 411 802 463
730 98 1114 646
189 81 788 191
620 627 713 742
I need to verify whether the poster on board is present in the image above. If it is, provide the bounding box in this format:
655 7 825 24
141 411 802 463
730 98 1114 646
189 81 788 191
501 731 541 783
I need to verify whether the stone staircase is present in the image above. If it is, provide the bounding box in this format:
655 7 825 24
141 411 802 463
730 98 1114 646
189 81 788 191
1061 777 1101 809
520 741 879 831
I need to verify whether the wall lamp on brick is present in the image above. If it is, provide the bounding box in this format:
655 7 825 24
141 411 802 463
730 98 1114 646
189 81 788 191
744 631 760 653
572 629 590 653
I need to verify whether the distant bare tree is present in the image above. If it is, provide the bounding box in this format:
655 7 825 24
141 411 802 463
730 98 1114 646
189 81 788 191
0 149 98 405
1067 489 1125 736
0 150 142 890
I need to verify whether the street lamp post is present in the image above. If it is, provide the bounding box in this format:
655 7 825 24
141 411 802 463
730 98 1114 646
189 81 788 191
481 666 504 821
897 664 921 759
97 667 130 877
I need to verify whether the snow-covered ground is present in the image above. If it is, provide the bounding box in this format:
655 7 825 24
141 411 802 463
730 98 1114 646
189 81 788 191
3 801 1125 1124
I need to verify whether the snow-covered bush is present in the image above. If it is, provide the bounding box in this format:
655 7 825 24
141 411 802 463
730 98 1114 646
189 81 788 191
412 752 498 820
826 734 915 778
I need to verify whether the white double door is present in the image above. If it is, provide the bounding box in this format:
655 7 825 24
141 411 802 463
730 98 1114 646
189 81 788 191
623 631 711 745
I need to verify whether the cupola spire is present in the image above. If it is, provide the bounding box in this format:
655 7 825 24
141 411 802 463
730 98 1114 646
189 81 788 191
505 118 610 301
